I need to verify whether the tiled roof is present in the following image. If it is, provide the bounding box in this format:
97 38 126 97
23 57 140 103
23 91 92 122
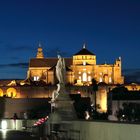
48 65 72 71
74 48 95 55
29 58 72 67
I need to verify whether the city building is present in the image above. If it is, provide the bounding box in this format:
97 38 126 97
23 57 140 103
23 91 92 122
27 44 124 85
0 43 139 116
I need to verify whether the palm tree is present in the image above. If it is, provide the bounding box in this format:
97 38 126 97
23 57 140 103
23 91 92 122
91 78 98 112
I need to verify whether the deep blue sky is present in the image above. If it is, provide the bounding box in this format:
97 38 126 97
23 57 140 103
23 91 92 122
0 0 140 80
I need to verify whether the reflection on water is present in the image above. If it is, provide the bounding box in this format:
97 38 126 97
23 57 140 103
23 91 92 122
2 130 7 139
0 130 39 140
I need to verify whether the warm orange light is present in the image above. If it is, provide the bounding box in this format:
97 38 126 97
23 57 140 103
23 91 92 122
100 91 107 112
7 88 17 98
0 88 3 97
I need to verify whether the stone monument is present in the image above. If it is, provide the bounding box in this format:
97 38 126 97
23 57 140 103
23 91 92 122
49 55 77 125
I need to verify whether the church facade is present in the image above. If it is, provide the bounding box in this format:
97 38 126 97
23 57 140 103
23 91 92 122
27 44 124 85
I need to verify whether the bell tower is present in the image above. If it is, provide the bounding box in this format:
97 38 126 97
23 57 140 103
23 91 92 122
36 43 44 58
113 57 124 84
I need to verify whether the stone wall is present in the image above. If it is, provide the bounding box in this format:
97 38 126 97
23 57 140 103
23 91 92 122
70 121 140 140
1 119 140 140
0 85 93 98
111 100 140 115
0 119 36 130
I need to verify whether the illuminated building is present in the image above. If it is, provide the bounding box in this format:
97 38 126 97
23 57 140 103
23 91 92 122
0 43 139 115
27 43 124 85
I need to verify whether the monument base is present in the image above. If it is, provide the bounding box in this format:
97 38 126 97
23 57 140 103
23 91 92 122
49 89 77 124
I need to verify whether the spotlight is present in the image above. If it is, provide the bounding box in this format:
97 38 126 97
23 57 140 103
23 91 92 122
1 120 7 129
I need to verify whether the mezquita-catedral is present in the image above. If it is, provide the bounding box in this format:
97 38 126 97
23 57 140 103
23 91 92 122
28 43 124 85
0 43 139 114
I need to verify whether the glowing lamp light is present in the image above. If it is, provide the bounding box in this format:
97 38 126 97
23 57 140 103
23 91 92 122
1 120 7 129
77 91 81 94
45 116 48 120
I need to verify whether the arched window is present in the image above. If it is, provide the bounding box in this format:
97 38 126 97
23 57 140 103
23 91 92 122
88 76 91 82
33 76 39 81
7 88 17 98
83 72 87 82
109 77 112 83
83 61 86 66
99 77 103 82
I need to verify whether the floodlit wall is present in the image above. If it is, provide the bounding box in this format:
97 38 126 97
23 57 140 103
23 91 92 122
0 85 94 98
70 121 140 140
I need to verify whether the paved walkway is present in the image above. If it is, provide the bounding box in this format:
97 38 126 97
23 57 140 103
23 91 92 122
0 129 40 140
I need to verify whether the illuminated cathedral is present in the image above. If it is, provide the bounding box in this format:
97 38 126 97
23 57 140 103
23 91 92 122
27 44 124 85
0 43 139 114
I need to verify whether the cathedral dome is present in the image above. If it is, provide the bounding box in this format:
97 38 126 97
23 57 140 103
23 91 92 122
74 44 95 55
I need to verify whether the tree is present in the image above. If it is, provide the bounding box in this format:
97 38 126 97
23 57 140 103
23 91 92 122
91 78 98 112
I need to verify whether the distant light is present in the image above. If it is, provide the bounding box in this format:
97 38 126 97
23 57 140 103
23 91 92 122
83 61 86 66
1 120 7 129
91 104 94 107
2 129 7 139
77 91 80 94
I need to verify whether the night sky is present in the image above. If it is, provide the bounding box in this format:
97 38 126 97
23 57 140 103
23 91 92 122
0 0 140 81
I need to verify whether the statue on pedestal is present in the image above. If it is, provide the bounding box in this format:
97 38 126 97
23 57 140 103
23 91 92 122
56 55 66 85
51 55 66 102
50 55 77 123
